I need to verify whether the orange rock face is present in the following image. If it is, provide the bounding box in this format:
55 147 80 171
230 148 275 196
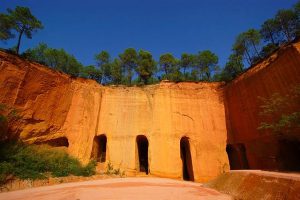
1 41 299 182
0 52 229 182
224 43 300 170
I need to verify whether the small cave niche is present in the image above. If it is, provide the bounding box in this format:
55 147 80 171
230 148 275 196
35 137 69 147
277 138 300 171
91 134 107 163
226 143 249 170
180 136 194 181
136 135 149 174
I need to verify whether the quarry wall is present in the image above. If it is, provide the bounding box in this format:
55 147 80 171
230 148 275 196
0 41 299 182
0 52 229 182
224 42 300 170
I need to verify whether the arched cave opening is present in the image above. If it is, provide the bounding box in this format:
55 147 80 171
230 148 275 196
136 135 149 174
180 137 194 181
35 137 69 147
278 138 300 171
91 134 107 163
226 143 249 170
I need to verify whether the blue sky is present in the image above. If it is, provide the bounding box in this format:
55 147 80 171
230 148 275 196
0 0 298 67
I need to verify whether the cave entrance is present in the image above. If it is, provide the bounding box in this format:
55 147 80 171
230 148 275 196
278 139 300 171
180 137 194 181
35 137 69 147
136 135 149 174
91 134 107 163
226 143 249 170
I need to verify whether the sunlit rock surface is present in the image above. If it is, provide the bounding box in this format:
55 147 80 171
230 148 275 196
0 52 228 182
0 41 299 182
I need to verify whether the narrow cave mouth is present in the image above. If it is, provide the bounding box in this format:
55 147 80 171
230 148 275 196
278 138 300 171
136 135 149 174
91 135 107 163
180 137 194 181
35 137 69 147
226 143 249 170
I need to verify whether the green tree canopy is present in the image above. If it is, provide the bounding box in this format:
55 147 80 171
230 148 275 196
180 53 194 79
136 50 157 84
24 43 83 76
119 48 138 85
275 9 298 42
0 14 14 41
245 29 262 58
195 50 219 81
0 6 43 54
233 32 252 65
95 51 111 84
159 53 178 80
110 58 122 84
260 19 281 45
233 29 262 65
220 53 244 81
82 65 102 83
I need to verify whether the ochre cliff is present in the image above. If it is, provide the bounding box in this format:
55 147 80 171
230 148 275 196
0 52 229 182
1 40 299 182
224 42 300 170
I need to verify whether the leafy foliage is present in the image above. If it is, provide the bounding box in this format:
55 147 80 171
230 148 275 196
95 51 110 84
0 104 20 141
0 14 14 41
105 161 125 177
0 6 43 54
258 85 300 138
159 53 181 81
232 29 262 65
260 18 281 45
218 1 300 82
119 48 138 85
2 2 300 84
0 142 96 184
275 9 298 42
136 50 157 84
195 50 219 81
82 65 102 82
219 54 244 81
23 43 84 76
180 53 194 78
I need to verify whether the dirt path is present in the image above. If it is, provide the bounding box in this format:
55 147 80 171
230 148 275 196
0 177 232 200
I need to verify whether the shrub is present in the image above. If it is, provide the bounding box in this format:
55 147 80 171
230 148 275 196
0 141 96 183
0 104 20 140
105 161 124 177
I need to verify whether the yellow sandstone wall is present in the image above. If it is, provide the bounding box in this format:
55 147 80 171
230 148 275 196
0 52 229 182
95 82 228 181
2 41 298 182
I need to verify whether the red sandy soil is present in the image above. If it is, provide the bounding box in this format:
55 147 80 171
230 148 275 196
0 177 232 200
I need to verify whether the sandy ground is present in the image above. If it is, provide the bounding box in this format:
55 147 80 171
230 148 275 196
0 177 232 200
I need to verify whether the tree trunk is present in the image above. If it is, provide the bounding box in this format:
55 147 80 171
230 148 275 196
206 71 210 81
245 48 252 65
128 73 132 86
143 76 148 85
16 29 24 54
251 41 261 58
267 25 276 45
279 19 292 42
269 30 276 45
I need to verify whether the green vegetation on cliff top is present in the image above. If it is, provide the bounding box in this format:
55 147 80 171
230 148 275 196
1 2 300 85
